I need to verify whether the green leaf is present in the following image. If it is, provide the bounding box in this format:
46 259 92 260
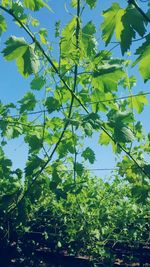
39 28 48 44
85 0 97 8
16 43 40 77
25 135 43 153
133 35 150 82
129 93 148 113
61 17 78 62
114 122 135 143
75 162 84 176
18 92 36 113
2 36 27 60
101 3 125 45
30 76 46 90
0 14 7 36
23 0 52 11
99 131 110 145
121 6 146 54
2 37 40 77
25 155 44 176
45 96 61 113
82 147 95 164
82 21 97 58
92 68 125 92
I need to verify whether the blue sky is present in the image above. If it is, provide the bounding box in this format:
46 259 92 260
0 0 150 177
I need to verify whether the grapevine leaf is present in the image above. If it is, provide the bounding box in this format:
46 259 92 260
92 68 125 92
45 97 61 114
0 14 7 36
25 135 43 153
99 131 110 145
75 162 84 176
25 155 44 176
101 3 125 45
114 122 135 143
16 43 40 77
81 147 95 164
23 0 52 12
2 36 27 60
30 76 46 90
129 93 148 113
85 0 97 9
2 37 40 77
82 21 97 58
133 35 150 82
39 28 48 44
18 92 36 113
120 5 146 54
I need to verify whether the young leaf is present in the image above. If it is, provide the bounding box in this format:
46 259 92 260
99 131 110 145
101 3 125 45
0 15 7 36
82 147 95 164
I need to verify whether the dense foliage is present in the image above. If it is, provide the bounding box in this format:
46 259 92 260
0 0 150 265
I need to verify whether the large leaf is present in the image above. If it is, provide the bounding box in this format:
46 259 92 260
121 6 146 54
2 36 40 77
92 67 125 92
133 35 150 82
101 3 125 45
0 14 7 36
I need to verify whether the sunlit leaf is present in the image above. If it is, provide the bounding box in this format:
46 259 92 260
101 3 125 45
0 14 7 36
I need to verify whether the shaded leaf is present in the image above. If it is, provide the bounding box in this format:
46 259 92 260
45 96 61 113
82 147 95 164
18 92 36 113
30 76 46 90
121 6 146 54
85 0 97 8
